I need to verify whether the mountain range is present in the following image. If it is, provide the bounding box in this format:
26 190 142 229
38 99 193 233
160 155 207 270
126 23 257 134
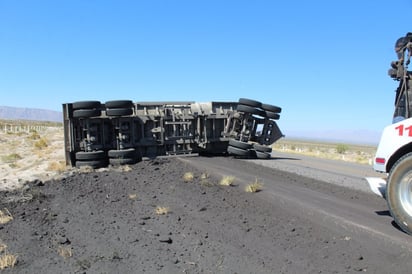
0 106 62 122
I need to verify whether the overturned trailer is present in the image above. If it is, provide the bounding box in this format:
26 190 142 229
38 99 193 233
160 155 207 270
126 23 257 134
63 98 283 168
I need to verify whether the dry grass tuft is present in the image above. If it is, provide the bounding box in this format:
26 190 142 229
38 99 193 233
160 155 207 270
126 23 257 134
182 172 194 182
245 179 263 193
219 176 236 186
200 173 209 180
155 206 170 215
0 209 13 225
0 243 7 253
0 253 18 270
47 161 67 172
34 137 48 149
57 245 73 258
128 193 138 200
1 153 22 163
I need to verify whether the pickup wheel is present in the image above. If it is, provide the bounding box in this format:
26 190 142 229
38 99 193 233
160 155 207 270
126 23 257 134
387 152 412 235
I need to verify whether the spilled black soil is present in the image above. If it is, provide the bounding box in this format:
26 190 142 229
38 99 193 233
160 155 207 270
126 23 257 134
0 158 408 273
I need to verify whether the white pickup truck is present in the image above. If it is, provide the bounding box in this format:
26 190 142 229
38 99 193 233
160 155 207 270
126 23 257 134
367 32 412 235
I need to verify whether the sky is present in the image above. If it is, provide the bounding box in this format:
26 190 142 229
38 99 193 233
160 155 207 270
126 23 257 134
0 0 411 144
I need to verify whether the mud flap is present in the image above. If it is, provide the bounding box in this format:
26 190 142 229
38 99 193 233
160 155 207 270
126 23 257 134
365 177 387 198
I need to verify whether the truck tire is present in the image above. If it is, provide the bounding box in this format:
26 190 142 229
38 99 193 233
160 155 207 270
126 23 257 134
106 108 133 116
238 98 261 108
387 152 412 235
75 159 107 168
261 103 281 113
227 145 251 157
108 148 136 158
72 101 101 110
228 139 252 150
73 109 101 118
254 150 271 159
253 143 272 153
264 111 280 120
236 104 262 116
105 100 134 109
75 150 106 160
109 158 136 165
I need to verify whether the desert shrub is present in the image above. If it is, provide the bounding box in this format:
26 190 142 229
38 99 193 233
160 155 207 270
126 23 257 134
28 131 41 140
34 137 48 149
336 144 348 154
1 153 22 163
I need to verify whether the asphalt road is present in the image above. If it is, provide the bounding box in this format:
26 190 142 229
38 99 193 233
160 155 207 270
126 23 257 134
180 152 412 271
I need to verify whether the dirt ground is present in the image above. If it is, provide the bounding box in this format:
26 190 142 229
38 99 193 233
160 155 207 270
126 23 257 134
0 156 381 274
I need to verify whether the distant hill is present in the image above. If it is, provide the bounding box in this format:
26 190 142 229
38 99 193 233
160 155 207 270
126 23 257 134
0 106 62 122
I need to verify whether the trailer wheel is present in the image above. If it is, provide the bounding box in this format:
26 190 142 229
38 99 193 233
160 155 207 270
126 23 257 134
236 104 262 116
264 111 280 120
108 148 136 158
75 159 107 168
72 101 101 110
228 139 252 150
238 98 262 108
106 108 133 116
109 158 136 165
253 143 272 153
261 103 282 113
105 100 133 109
254 150 271 159
227 145 251 157
387 152 412 235
73 109 101 118
75 150 106 160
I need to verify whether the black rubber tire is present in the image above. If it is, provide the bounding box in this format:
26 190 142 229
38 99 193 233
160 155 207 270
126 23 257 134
75 159 107 169
108 148 136 158
264 111 280 120
109 158 136 165
228 139 252 150
253 143 273 153
387 152 412 235
73 109 101 118
238 98 262 108
227 145 251 157
106 108 133 116
105 100 134 109
254 150 271 159
261 103 282 113
236 104 261 116
72 101 101 110
75 150 106 160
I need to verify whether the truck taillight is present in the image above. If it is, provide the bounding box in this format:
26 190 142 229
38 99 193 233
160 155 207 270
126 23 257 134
375 157 386 164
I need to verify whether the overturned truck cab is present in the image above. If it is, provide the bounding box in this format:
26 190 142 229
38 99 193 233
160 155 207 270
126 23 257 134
62 98 283 168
